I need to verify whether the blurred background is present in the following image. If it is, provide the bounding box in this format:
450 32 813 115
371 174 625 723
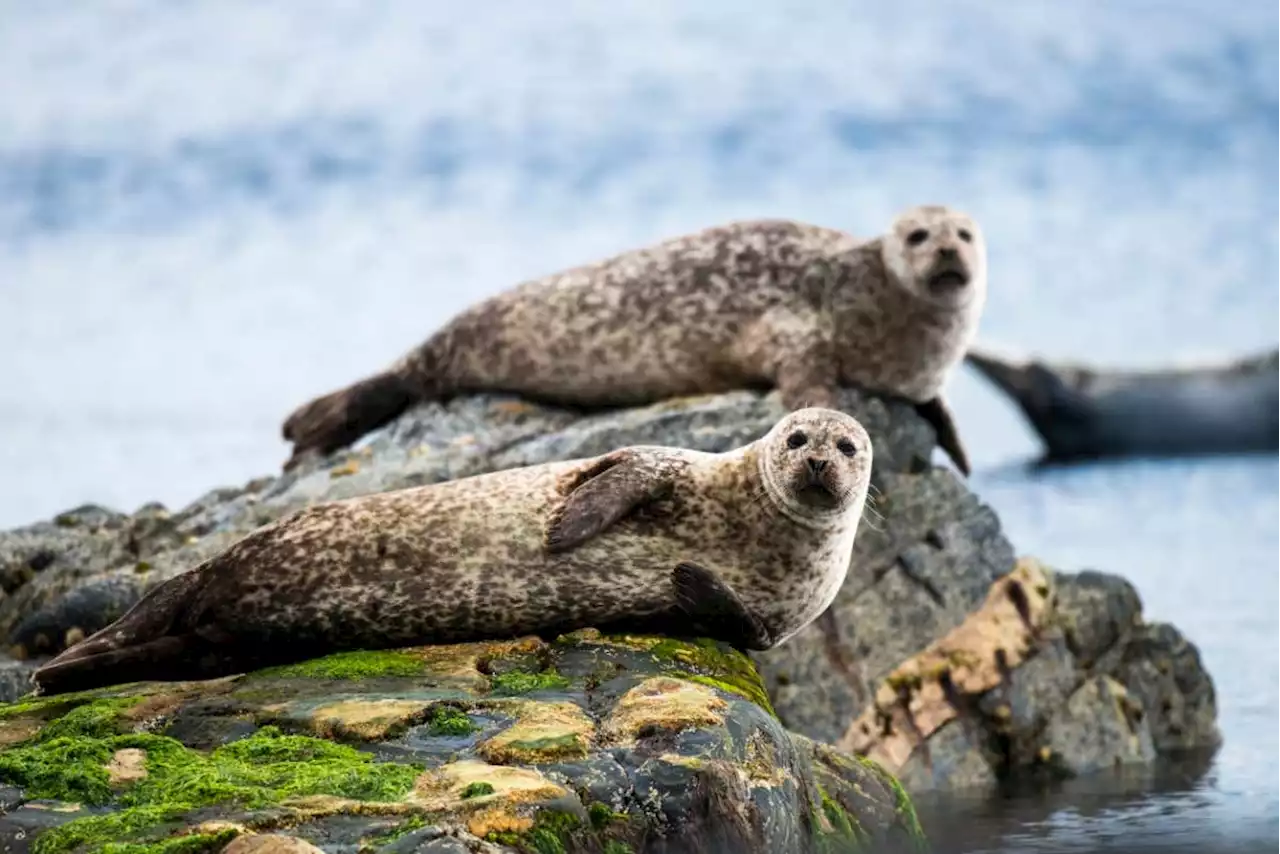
1 1 1276 850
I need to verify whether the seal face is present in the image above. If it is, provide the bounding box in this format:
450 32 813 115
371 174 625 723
881 205 986 310
33 409 872 695
280 207 986 475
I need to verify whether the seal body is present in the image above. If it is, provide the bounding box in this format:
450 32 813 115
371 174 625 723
967 347 1280 463
34 409 872 695
282 207 986 473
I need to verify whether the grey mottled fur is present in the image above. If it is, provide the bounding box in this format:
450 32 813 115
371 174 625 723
34 409 871 695
282 206 987 472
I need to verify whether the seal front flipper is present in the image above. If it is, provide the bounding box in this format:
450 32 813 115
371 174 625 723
915 396 971 477
282 369 419 470
545 451 678 553
671 562 773 651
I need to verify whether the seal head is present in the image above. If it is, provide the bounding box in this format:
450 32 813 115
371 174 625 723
758 407 872 530
882 205 987 309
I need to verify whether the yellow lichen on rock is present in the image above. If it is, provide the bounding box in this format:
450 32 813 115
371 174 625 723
414 635 548 692
222 833 327 854
465 805 533 838
600 677 728 744
307 698 428 740
106 747 148 787
477 701 594 764
839 557 1054 771
411 759 567 811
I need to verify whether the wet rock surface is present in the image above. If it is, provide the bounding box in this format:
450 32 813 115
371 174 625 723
0 633 924 854
0 387 1221 814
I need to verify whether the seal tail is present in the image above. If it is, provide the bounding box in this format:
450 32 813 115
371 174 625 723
965 348 1033 400
281 368 420 470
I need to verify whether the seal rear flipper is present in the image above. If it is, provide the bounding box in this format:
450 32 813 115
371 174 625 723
38 565 212 671
544 452 677 553
671 562 773 652
282 369 419 470
31 633 234 696
915 397 971 477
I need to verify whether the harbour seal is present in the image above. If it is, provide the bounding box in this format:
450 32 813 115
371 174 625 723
282 205 986 474
33 408 872 696
967 346 1280 463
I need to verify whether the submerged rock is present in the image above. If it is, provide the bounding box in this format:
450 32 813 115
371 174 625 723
0 387 1221 803
0 632 925 854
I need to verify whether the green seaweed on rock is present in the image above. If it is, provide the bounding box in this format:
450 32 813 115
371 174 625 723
0 706 423 854
252 649 427 680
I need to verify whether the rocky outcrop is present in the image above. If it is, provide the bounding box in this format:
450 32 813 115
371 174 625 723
0 388 1221 805
0 632 925 854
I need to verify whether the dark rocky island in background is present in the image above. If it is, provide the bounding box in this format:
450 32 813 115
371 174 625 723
0 389 1221 853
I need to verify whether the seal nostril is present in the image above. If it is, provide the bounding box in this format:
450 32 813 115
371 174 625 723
807 458 827 473
937 246 958 260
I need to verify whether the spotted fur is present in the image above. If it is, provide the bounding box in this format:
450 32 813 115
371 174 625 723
281 206 987 471
34 409 871 695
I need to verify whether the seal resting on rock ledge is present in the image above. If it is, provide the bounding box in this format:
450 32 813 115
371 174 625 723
281 205 987 475
33 408 872 696
967 346 1279 464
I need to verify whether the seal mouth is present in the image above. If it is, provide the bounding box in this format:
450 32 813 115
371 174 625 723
927 267 970 294
795 476 841 510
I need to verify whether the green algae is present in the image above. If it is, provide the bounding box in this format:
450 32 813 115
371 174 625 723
485 807 616 854
488 670 571 695
853 755 926 849
814 783 868 852
602 843 634 854
363 815 428 850
253 649 426 680
0 687 133 721
99 830 239 854
425 704 479 737
625 637 778 718
587 801 627 830
33 806 193 854
0 712 423 854
460 781 495 799
504 733 587 761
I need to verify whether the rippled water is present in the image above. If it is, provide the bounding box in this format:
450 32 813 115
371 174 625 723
1 2 1276 850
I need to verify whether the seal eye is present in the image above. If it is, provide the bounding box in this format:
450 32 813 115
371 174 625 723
836 438 857 457
786 431 808 450
906 229 929 247
957 228 973 243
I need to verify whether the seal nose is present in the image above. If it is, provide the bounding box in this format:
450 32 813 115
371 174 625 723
937 246 959 261
806 458 827 474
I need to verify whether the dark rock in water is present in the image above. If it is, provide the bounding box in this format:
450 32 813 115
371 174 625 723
0 387 1221 803
0 632 925 854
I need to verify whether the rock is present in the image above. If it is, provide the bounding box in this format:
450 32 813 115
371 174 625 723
827 560 1217 794
0 633 924 854
0 387 1221 800
223 834 328 854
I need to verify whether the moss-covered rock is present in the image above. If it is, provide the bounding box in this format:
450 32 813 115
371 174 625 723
0 633 922 854
0 385 1219 804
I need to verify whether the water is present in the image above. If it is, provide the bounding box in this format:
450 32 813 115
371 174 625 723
1 2 1276 850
